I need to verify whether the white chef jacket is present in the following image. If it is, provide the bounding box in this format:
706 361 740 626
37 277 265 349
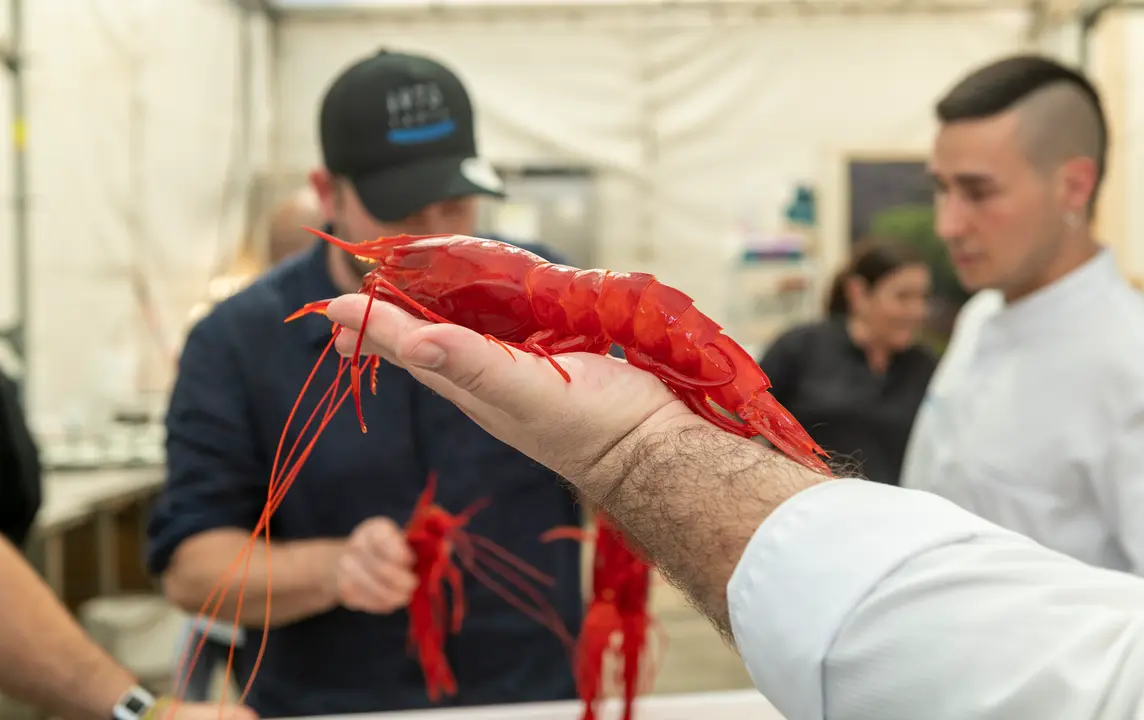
899 248 1144 573
727 478 1144 720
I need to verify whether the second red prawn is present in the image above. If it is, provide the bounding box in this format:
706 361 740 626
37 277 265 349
403 469 578 702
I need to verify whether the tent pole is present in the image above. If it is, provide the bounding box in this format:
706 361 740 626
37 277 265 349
1078 0 1144 69
1 0 28 403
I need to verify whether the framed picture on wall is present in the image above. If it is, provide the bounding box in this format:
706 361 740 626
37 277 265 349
820 149 968 354
845 156 932 247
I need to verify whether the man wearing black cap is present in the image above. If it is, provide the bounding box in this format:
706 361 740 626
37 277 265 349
147 50 583 716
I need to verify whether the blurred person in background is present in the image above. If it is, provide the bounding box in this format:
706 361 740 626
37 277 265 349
147 48 583 717
0 533 256 720
901 54 1144 574
0 367 41 550
757 239 935 485
169 187 324 702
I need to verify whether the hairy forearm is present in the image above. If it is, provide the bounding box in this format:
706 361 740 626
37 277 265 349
584 414 832 638
163 529 345 627
0 537 135 720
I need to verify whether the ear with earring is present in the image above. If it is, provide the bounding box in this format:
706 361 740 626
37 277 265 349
1064 210 1082 230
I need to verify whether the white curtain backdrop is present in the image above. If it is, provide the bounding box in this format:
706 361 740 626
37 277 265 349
0 0 272 435
1122 11 1144 282
277 8 1031 349
16 0 1121 436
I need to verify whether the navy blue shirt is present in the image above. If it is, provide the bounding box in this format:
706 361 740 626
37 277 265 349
147 238 583 717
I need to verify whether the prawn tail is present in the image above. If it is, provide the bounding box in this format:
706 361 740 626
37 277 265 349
738 390 832 475
700 333 831 475
661 330 831 476
601 272 832 476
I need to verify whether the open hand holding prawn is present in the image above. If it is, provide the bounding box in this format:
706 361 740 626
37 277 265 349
169 225 831 718
289 227 832 475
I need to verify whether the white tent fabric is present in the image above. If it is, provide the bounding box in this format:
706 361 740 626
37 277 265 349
278 9 1030 341
0 0 272 435
1123 13 1144 281
4 0 1139 438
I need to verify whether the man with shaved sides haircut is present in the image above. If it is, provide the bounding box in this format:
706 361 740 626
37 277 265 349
900 54 1144 576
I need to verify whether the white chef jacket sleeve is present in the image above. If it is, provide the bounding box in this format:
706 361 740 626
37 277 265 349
727 479 1144 720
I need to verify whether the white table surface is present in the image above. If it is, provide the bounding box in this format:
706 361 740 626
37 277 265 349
34 466 165 533
28 466 166 595
283 690 784 720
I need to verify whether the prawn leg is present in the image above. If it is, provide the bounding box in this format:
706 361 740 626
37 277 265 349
540 526 591 544
490 330 611 384
622 346 733 390
675 385 756 436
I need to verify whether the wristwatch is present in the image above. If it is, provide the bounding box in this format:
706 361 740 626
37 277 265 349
112 684 157 720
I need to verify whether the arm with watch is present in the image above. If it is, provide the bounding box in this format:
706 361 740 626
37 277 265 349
0 535 256 720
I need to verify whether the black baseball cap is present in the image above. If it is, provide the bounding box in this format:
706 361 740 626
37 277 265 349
318 49 505 222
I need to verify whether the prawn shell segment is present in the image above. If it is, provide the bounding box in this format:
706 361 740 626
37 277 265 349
594 272 656 348
371 236 546 342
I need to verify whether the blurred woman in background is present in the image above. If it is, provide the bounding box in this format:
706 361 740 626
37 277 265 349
757 239 936 485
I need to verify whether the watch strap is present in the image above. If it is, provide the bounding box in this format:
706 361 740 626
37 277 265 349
112 685 157 720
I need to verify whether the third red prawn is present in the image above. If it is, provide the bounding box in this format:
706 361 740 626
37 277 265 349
542 512 663 720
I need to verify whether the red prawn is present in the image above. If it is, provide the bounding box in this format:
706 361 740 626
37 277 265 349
288 226 832 475
542 512 664 720
404 470 577 701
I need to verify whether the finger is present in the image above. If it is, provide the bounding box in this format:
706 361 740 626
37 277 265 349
361 519 416 567
392 322 570 421
328 295 536 429
218 706 259 720
351 553 418 605
328 293 551 402
180 703 258 720
339 556 407 611
327 295 431 362
366 559 419 597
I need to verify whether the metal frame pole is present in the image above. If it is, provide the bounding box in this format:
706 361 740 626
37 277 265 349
1 0 29 403
1078 0 1144 69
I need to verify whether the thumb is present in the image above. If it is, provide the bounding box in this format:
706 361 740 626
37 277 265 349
325 293 566 419
395 322 563 412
